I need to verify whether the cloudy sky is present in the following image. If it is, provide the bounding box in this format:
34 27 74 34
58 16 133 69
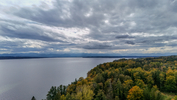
1 0 177 55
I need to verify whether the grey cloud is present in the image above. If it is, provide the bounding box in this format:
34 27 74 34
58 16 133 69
82 43 112 49
0 20 66 42
170 1 177 12
13 0 106 28
11 47 43 53
125 41 135 45
0 38 76 54
79 41 134 50
115 35 134 39
11 0 177 32
11 0 177 36
1 0 177 54
46 43 76 50
137 35 177 44
0 41 23 49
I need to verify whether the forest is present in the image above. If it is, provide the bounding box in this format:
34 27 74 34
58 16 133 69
43 55 177 100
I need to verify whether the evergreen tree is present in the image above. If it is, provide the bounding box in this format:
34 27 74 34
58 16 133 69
31 96 36 100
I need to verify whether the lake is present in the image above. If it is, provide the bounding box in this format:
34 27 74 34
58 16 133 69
0 58 121 100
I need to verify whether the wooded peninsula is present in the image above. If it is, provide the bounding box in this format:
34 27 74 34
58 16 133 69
41 55 177 100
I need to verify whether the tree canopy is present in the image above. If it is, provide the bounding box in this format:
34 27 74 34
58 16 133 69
45 55 177 100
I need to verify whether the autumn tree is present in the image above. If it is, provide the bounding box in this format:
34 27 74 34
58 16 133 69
58 95 65 100
75 85 94 100
135 79 146 89
166 68 174 77
127 86 144 100
145 72 154 88
174 95 177 100
45 56 177 100
123 79 133 98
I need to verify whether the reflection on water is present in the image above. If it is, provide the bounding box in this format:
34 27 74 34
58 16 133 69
0 58 120 100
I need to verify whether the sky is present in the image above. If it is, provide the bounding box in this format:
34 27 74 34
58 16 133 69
1 0 177 56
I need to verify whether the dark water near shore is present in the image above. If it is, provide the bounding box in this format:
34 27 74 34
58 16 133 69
0 58 120 100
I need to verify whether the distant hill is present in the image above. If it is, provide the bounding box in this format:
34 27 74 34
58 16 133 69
0 53 160 59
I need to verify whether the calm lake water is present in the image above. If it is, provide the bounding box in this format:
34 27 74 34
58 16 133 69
0 58 120 100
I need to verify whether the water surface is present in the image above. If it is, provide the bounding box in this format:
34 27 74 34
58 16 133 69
0 58 120 100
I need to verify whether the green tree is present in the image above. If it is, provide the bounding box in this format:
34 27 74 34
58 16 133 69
104 79 113 100
151 69 161 88
75 85 94 100
135 79 146 89
47 86 57 100
143 86 151 100
94 90 107 100
123 79 133 98
165 76 176 92
47 86 62 100
159 73 165 89
66 93 72 100
94 73 104 83
114 79 123 100
150 85 164 100
174 71 177 83
31 96 36 100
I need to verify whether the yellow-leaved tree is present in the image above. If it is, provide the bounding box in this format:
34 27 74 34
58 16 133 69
75 85 94 100
127 86 144 100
